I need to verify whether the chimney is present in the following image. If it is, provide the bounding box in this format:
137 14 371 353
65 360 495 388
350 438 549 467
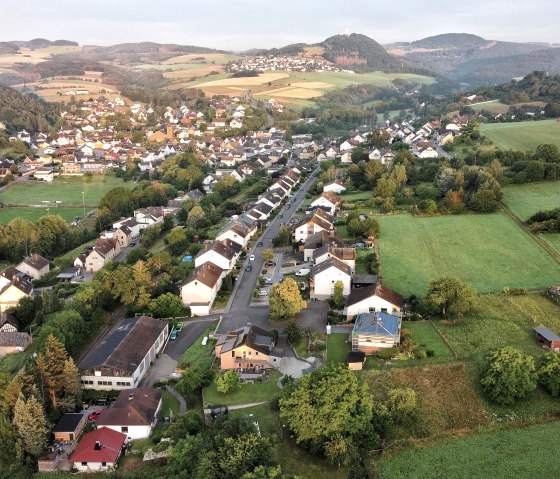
94 441 101 450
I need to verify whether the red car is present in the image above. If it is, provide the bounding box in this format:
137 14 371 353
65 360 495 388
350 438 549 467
88 410 102 421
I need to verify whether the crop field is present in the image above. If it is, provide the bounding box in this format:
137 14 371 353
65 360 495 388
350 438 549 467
480 120 560 151
0 175 126 207
0 206 86 224
377 421 560 479
377 213 560 296
502 181 560 220
21 78 118 102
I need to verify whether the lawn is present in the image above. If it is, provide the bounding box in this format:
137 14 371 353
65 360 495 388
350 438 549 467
203 370 282 407
502 181 560 220
159 390 180 419
377 421 560 479
177 325 217 370
355 248 374 275
340 190 372 202
404 321 455 361
327 333 350 363
377 213 560 296
0 206 87 224
0 174 127 206
480 119 560 151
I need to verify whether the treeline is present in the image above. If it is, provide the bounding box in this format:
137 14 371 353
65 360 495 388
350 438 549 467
526 208 560 234
0 84 60 133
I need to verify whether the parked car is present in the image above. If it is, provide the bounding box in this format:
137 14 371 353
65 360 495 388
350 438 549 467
264 277 273 284
245 265 253 272
170 329 178 340
175 322 183 332
258 289 268 297
249 254 255 261
265 261 276 267
88 410 102 421
256 241 263 247
295 268 310 276
278 214 283 219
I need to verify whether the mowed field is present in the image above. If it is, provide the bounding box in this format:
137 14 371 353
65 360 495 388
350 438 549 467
377 420 560 479
543 234 560 256
0 175 126 207
377 213 560 296
480 120 560 151
0 206 85 225
21 78 119 103
502 181 560 220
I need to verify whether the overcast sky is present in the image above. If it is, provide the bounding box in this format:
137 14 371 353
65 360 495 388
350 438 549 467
0 0 558 50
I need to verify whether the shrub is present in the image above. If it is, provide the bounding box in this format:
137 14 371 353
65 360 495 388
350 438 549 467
413 348 427 359
376 347 398 360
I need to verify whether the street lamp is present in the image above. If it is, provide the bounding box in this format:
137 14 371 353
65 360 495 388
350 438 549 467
82 191 85 217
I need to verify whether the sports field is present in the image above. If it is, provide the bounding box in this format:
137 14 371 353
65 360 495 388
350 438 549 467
0 207 85 225
377 213 560 296
0 175 126 207
377 420 560 479
502 181 560 220
480 120 560 151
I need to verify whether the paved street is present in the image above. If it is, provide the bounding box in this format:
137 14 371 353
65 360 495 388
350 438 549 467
216 167 323 335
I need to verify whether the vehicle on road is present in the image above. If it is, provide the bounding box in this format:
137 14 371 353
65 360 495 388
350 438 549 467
278 214 283 218
256 241 263 247
170 329 178 340
249 254 255 261
245 265 253 272
295 268 310 276
88 410 102 421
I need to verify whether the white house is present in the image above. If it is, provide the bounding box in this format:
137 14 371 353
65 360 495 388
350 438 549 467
323 180 346 194
314 246 356 271
303 230 345 262
216 221 256 248
344 284 404 320
194 240 239 272
292 209 333 243
310 257 352 300
16 254 50 280
180 261 223 315
310 192 341 215
70 427 127 472
0 269 33 313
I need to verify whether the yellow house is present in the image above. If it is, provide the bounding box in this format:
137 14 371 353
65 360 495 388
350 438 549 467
0 268 33 313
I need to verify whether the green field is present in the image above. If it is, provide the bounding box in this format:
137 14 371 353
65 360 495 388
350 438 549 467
378 421 560 479
543 234 560 256
377 213 560 296
480 120 560 151
0 206 87 224
0 175 126 207
203 371 282 407
326 333 350 363
502 181 560 220
404 321 454 361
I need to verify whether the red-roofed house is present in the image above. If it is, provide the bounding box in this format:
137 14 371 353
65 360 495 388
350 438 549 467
70 427 127 472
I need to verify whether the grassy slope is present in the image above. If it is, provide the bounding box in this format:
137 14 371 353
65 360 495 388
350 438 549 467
177 326 216 369
377 213 560 296
480 120 560 151
502 181 560 220
377 421 560 479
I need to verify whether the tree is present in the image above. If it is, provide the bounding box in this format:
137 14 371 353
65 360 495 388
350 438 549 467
150 293 188 318
13 395 48 456
324 434 356 467
167 227 189 256
187 205 206 227
538 351 560 397
61 358 82 411
263 249 274 263
35 334 68 411
425 276 476 317
272 225 291 247
269 278 306 319
279 363 375 453
216 371 241 394
468 187 500 212
480 347 537 405
362 216 380 238
386 388 416 423
333 281 344 309
218 434 273 479
0 414 19 474
284 320 303 344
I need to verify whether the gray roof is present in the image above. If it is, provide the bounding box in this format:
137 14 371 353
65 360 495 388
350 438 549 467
311 256 352 278
352 312 401 338
534 327 560 342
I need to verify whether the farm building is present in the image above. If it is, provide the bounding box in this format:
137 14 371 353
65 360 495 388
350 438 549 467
534 327 560 351
351 312 401 355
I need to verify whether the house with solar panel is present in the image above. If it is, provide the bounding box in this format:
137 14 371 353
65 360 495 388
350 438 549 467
350 312 402 355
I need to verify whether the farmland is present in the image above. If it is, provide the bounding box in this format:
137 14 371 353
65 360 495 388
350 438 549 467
377 421 560 479
0 175 127 207
377 213 560 296
543 234 560 255
502 181 560 220
480 120 560 151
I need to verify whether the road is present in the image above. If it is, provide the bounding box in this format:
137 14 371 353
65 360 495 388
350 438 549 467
216 167 323 335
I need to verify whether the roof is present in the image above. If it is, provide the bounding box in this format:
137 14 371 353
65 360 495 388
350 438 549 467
0 332 31 347
311 256 353 278
314 246 356 261
217 324 274 356
318 191 341 205
20 254 49 271
0 312 18 330
70 427 127 464
184 261 223 289
352 274 377 286
352 312 401 337
304 230 344 250
96 388 162 427
347 351 366 363
375 284 404 309
534 327 560 342
346 284 378 307
195 240 236 261
78 316 167 374
53 413 85 433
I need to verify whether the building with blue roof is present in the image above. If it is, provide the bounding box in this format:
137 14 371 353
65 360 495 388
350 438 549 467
351 312 401 354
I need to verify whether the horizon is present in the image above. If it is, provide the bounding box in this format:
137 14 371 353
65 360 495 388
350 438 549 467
0 0 558 50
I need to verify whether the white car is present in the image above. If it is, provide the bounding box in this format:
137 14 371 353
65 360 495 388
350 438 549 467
249 254 255 261
264 277 273 284
258 289 268 296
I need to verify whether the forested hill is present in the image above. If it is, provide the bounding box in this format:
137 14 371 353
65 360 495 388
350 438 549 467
0 84 60 133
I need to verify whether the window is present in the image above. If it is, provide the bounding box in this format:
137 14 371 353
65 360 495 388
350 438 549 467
381 308 388 313
102 462 107 467
97 380 112 386
117 381 131 387
231 351 235 357
121 427 128 433
82 462 87 466
255 351 259 356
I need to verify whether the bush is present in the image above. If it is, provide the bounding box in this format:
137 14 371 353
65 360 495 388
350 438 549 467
376 347 398 360
413 347 427 359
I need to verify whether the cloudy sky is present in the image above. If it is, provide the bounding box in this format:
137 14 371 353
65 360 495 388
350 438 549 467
0 0 558 49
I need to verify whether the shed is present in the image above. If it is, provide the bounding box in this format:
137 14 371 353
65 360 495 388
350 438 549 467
53 413 87 442
534 327 560 351
347 351 366 371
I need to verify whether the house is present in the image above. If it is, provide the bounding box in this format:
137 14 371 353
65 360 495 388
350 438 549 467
78 315 169 390
313 246 356 271
95 388 162 440
340 151 352 164
194 240 239 272
215 324 283 371
56 266 82 283
70 427 127 472
84 238 119 273
34 168 56 182
344 284 404 320
53 413 87 442
310 192 341 215
303 230 345 262
534 327 560 351
16 254 50 280
0 268 33 312
347 351 366 371
292 210 334 243
216 221 255 248
0 313 18 333
310 257 352 300
351 312 401 354
180 261 224 315
323 180 346 194
0 332 32 356
113 225 133 248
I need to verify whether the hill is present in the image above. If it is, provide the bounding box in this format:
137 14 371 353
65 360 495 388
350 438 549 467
11 38 78 49
386 33 555 86
0 84 60 133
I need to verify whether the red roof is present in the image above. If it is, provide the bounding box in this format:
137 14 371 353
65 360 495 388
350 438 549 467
70 427 126 464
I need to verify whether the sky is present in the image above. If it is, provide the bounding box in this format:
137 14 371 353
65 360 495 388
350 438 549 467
0 0 558 50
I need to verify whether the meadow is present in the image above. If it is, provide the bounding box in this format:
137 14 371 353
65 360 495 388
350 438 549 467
0 174 127 207
480 119 560 151
0 206 86 224
502 181 560 220
377 213 560 296
543 234 560 256
377 421 560 479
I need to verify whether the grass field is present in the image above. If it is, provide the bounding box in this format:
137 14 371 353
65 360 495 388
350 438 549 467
0 175 126 207
159 390 180 419
469 99 511 114
326 333 350 363
203 371 282 407
543 234 560 255
178 325 216 370
502 181 560 220
0 206 87 224
377 421 560 479
480 120 560 151
404 321 455 361
377 213 560 296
